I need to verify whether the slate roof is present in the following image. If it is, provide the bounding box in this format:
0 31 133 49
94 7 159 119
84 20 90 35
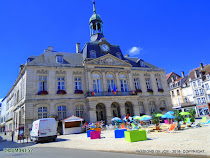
26 51 83 67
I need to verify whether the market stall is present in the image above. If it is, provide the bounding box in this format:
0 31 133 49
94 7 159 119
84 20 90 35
62 115 84 135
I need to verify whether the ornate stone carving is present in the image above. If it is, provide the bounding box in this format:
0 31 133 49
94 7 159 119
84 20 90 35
56 70 66 74
144 73 150 76
73 71 82 75
155 73 161 77
132 73 139 76
88 57 129 66
37 69 48 74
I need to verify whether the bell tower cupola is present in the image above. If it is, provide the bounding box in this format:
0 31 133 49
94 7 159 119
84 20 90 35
89 1 104 41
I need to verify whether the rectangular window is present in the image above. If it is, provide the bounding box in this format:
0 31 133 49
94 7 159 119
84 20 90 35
134 78 140 89
107 79 115 92
177 90 180 96
56 55 63 63
199 89 204 95
193 82 197 87
156 78 162 89
201 97 206 103
38 76 47 91
205 83 209 90
38 107 48 119
57 77 65 90
171 91 174 97
198 80 201 86
120 79 128 92
93 79 101 93
74 77 82 90
197 98 201 104
145 78 152 90
195 90 199 96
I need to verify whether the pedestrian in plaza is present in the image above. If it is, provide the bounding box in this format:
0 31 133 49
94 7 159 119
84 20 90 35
11 131 14 141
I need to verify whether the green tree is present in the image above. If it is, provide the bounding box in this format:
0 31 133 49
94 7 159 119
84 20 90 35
189 108 196 124
151 112 160 130
174 109 184 129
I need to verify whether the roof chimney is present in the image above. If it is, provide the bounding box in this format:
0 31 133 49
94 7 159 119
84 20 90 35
200 63 204 70
194 70 198 78
76 43 80 53
48 46 53 51
181 71 185 78
125 54 129 57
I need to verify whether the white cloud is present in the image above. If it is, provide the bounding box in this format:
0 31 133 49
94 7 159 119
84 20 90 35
128 46 142 56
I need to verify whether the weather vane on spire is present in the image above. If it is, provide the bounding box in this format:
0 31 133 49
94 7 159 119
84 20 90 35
93 0 96 13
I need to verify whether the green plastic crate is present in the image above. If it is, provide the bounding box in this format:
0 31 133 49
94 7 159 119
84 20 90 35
125 130 147 142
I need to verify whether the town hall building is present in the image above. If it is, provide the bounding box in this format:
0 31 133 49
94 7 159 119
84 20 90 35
2 1 172 137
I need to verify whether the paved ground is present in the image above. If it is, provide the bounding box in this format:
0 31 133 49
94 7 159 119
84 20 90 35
0 147 192 158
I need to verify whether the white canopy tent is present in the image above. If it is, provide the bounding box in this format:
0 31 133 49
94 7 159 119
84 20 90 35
62 115 84 135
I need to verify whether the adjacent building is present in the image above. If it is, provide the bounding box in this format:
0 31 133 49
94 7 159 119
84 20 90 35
1 1 172 138
167 63 210 116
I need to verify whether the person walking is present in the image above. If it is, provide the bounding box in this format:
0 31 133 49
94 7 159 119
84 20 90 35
11 131 14 141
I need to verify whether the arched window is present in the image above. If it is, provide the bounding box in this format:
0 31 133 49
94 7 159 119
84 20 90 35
38 107 48 119
92 74 101 93
107 74 115 92
76 105 83 117
120 74 128 92
139 102 145 115
90 51 96 58
58 106 66 120
149 101 156 114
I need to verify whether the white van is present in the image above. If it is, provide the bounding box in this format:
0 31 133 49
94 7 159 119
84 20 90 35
30 118 57 142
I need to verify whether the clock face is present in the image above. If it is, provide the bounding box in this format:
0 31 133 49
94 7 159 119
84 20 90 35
100 44 110 52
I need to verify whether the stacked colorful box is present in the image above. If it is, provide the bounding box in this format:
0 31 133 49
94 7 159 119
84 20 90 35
114 129 127 138
90 131 100 139
125 130 147 142
87 130 95 137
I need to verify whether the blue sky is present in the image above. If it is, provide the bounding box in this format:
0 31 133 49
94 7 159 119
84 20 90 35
0 0 210 98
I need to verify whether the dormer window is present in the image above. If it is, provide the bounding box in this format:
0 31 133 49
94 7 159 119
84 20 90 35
116 52 122 59
27 58 34 62
56 55 63 63
90 50 96 58
140 60 145 67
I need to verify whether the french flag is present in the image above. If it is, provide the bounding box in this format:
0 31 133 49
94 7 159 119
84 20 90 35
112 84 117 94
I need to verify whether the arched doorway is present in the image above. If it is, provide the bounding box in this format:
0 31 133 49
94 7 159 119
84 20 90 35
96 103 106 123
111 102 121 118
125 102 134 116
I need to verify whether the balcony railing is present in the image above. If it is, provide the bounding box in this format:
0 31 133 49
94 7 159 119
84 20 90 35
87 91 137 97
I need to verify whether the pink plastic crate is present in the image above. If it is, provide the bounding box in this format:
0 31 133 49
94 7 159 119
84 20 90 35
90 131 100 139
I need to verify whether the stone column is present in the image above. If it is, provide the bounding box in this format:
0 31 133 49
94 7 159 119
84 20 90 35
88 101 97 123
66 70 73 94
102 71 106 92
115 71 121 91
128 71 134 91
151 73 158 95
87 71 92 92
119 102 126 118
140 73 147 94
48 70 56 95
105 103 112 124
133 100 140 116
144 100 150 115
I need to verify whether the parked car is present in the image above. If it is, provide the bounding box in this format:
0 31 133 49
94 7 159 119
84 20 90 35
30 118 57 143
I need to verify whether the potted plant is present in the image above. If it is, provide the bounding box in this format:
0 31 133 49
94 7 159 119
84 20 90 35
151 112 160 130
37 90 48 95
57 90 67 95
136 89 142 93
50 115 59 120
75 89 84 94
147 89 153 94
189 108 196 125
174 109 184 130
158 88 164 92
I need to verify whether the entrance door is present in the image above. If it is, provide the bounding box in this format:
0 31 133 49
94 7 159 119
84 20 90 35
96 104 106 123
